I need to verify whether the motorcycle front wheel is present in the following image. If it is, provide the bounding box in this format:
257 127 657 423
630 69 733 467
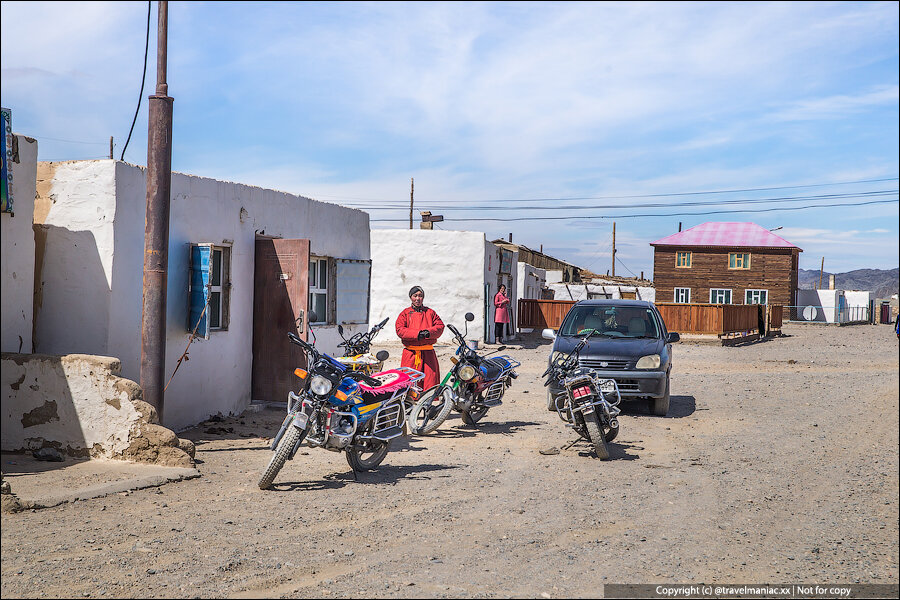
258 425 306 489
346 439 391 471
583 413 610 460
409 385 453 435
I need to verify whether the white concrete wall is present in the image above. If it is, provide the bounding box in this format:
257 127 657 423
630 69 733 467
1 353 142 456
370 230 488 344
34 160 370 430
1 135 38 353
545 270 563 284
548 282 656 303
517 262 546 301
795 289 841 323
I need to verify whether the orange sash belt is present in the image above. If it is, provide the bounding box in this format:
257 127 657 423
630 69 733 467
404 344 434 370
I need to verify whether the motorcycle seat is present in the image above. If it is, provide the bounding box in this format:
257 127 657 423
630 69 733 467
480 361 504 382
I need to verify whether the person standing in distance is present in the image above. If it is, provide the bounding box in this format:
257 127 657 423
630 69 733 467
395 286 445 389
494 284 511 343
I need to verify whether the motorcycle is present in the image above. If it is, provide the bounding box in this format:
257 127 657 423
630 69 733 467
409 312 520 433
258 312 424 489
542 327 622 460
335 317 390 375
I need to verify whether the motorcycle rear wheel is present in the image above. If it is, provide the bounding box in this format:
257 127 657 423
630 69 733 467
258 425 305 489
346 440 391 471
584 414 610 460
409 385 453 435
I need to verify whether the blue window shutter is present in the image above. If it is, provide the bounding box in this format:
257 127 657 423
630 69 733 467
189 244 212 339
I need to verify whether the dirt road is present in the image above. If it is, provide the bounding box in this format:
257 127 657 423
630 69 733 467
2 323 898 598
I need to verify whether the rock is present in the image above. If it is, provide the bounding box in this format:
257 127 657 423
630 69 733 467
141 424 179 448
155 446 194 468
177 438 196 459
132 400 159 424
1 480 11 495
2 493 24 513
539 447 560 455
33 447 64 462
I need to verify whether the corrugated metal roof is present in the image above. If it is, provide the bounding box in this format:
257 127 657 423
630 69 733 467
650 222 801 249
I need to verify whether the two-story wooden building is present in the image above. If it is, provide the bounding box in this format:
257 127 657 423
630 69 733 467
650 222 802 308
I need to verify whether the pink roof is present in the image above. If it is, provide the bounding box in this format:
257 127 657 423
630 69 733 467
650 222 801 249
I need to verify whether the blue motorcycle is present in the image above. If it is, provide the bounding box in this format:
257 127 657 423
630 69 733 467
258 314 424 489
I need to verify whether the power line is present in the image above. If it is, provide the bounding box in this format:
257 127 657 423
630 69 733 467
30 135 107 145
370 197 898 222
121 1 151 162
348 189 898 211
316 176 900 206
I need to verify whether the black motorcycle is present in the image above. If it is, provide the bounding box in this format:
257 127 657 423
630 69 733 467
542 328 621 460
335 317 390 375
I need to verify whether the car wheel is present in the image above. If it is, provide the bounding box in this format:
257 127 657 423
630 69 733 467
652 373 670 416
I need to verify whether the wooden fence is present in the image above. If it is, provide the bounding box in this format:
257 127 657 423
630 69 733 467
518 299 576 330
655 303 760 335
519 299 783 337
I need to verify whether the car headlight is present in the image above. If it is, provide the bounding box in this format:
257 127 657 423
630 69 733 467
635 354 661 369
309 375 334 396
458 364 477 382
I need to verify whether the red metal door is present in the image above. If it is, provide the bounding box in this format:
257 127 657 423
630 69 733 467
251 238 310 403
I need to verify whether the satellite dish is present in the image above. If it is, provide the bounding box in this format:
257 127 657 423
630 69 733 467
802 306 818 321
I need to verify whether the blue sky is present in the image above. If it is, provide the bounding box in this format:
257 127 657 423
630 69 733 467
2 1 898 277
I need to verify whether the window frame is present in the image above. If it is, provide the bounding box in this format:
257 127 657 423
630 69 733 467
675 251 692 268
745 289 768 305
674 287 691 303
208 245 231 331
709 288 732 304
308 256 332 324
728 252 751 269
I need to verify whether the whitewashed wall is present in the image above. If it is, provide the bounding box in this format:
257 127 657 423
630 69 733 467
1 135 38 353
795 289 841 323
517 262 546 300
548 282 656 303
370 230 489 344
34 160 369 430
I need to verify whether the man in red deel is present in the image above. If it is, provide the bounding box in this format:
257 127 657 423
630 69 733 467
396 286 445 390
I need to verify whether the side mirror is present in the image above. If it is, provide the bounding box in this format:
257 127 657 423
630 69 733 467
667 332 680 343
375 350 390 362
465 312 475 322
496 346 507 352
337 324 344 335
307 310 319 323
541 328 556 340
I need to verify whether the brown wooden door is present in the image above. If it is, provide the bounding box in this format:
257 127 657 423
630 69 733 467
251 239 310 403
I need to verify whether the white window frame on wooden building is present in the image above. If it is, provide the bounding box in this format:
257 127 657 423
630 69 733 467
710 288 732 304
674 287 691 303
745 289 768 305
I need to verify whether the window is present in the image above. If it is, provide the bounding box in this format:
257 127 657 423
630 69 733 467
674 287 691 303
745 289 768 305
676 251 692 268
710 288 732 304
189 243 231 339
309 257 330 324
729 252 751 269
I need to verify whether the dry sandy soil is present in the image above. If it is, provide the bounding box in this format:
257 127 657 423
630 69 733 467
1 323 898 598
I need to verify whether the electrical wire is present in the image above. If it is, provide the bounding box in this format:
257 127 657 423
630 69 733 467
370 197 898 222
120 1 151 162
30 135 107 145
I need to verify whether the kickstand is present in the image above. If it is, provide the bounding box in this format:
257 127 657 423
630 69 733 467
562 438 579 451
350 464 358 482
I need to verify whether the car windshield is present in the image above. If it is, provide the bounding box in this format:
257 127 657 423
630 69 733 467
559 305 660 339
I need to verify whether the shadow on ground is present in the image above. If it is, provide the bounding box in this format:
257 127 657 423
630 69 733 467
268 463 461 491
620 395 696 419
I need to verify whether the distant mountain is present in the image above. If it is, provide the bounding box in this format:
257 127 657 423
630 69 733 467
798 267 899 298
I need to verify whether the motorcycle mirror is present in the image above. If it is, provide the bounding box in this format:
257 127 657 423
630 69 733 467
337 324 344 336
375 350 390 362
465 312 475 322
496 345 507 352
307 310 319 323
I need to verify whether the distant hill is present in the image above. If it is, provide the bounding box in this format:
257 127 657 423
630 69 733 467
798 267 899 298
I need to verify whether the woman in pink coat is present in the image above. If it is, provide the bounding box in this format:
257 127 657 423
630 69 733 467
493 284 510 343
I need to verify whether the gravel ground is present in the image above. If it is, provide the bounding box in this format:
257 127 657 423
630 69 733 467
1 323 898 598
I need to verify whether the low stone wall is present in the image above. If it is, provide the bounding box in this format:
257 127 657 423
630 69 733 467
1 353 193 467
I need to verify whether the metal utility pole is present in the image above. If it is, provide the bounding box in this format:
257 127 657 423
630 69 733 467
611 222 616 277
409 178 414 230
140 0 174 420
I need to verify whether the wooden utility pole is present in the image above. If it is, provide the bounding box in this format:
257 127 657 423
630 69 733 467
611 222 616 277
818 257 824 289
409 178 414 230
109 136 114 159
140 0 174 420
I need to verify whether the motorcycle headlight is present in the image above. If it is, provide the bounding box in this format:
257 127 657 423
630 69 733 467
309 375 334 396
458 364 477 382
635 354 661 369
